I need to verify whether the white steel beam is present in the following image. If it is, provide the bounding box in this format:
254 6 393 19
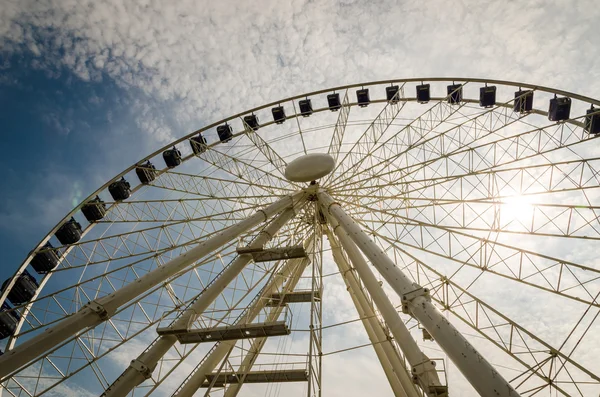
318 191 519 397
172 236 314 397
323 211 443 396
325 227 418 397
102 205 304 396
0 191 306 380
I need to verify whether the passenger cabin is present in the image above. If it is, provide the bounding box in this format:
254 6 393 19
190 134 208 155
136 161 157 184
2 270 39 305
586 106 600 134
356 88 370 107
109 177 131 201
55 217 83 245
447 84 462 104
244 114 260 131
386 85 400 103
163 147 182 168
0 303 20 340
416 84 430 103
217 124 233 143
327 93 341 111
272 106 286 124
514 90 534 113
81 195 106 223
30 242 59 274
479 86 496 108
299 99 313 116
548 96 571 121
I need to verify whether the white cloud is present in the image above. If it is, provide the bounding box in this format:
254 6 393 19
2 1 600 396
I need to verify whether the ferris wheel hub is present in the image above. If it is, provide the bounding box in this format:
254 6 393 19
284 153 335 183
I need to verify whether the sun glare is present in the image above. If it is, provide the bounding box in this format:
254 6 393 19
501 195 535 222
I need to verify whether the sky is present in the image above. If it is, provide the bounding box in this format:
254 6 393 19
1 0 600 396
2 0 600 278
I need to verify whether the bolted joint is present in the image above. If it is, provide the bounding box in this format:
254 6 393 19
85 300 109 320
130 358 154 379
401 287 430 314
412 359 446 394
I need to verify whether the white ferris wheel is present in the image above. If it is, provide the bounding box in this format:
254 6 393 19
1 78 600 397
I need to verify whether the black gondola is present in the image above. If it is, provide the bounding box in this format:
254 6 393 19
416 84 430 103
109 177 131 201
217 123 233 143
136 161 157 184
447 84 462 104
243 114 260 131
190 134 208 155
81 195 107 222
548 96 571 121
514 89 534 113
272 106 286 124
30 242 60 274
479 86 496 108
585 106 600 134
1 270 39 305
327 93 341 111
0 303 20 340
55 217 83 245
163 147 182 168
386 85 400 103
356 88 370 107
299 99 313 116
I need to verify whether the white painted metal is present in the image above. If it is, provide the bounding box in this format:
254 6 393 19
0 191 306 379
325 227 418 397
284 153 335 182
322 210 442 396
102 205 304 396
173 236 314 397
318 191 519 397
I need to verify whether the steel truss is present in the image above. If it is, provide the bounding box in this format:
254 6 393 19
2 78 600 397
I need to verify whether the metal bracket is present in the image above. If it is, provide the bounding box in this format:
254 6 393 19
130 359 153 379
86 300 109 320
401 287 430 314
412 360 448 396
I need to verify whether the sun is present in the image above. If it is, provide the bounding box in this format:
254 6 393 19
500 195 535 223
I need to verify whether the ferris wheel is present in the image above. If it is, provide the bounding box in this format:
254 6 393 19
1 77 600 397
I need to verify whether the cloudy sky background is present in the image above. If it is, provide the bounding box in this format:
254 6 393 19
1 0 600 396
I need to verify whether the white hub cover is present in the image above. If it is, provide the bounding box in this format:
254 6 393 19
284 153 335 182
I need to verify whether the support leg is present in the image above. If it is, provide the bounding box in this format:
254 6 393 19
0 191 305 380
326 227 418 397
172 236 314 397
102 205 304 396
319 191 519 397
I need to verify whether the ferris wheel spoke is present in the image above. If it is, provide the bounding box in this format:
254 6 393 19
150 169 288 205
341 156 600 209
198 146 293 194
325 85 408 186
241 121 301 187
4 240 284 395
330 99 525 192
341 112 590 199
328 85 522 189
325 89 351 165
342 198 600 308
356 224 599 396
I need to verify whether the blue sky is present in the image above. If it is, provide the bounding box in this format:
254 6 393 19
1 1 600 395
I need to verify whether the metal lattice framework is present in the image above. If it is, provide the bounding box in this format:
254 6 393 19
1 78 600 397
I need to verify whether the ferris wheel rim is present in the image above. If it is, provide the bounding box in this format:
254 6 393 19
1 76 600 396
